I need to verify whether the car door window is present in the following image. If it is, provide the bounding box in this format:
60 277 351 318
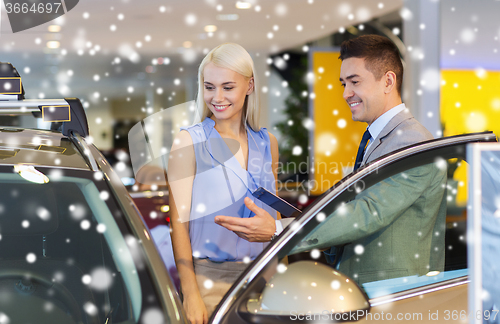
212 134 495 324
284 156 470 300
361 159 469 299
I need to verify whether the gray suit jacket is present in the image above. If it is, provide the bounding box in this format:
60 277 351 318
362 109 433 165
296 109 447 284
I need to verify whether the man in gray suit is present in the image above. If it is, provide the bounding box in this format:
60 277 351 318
215 35 446 284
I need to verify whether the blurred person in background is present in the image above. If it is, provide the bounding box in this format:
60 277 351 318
134 165 179 289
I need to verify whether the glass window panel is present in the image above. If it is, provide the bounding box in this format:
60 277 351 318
284 157 470 299
0 166 164 324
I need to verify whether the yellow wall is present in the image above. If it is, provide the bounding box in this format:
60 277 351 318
441 70 500 136
441 69 500 205
311 51 366 195
310 65 500 197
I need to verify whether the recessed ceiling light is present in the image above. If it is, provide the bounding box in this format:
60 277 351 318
204 25 217 32
46 41 60 49
183 41 192 48
235 1 251 9
48 25 61 32
216 14 239 21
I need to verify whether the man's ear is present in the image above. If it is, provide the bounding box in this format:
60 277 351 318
247 77 254 95
384 71 397 94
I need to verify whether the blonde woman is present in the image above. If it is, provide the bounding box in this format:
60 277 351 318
168 43 280 324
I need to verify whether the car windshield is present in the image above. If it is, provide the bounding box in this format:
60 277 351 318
0 165 163 324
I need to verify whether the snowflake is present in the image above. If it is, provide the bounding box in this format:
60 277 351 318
354 245 364 255
310 249 321 259
26 253 36 263
316 212 326 222
277 263 287 273
89 267 114 291
141 308 164 324
331 280 340 290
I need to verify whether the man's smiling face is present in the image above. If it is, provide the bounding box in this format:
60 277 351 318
339 57 388 125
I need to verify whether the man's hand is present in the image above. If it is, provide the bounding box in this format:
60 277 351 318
214 197 276 242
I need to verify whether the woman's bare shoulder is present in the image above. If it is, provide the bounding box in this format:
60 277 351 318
268 132 278 149
171 130 194 150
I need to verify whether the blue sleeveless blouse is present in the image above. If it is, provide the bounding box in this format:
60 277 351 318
180 117 277 262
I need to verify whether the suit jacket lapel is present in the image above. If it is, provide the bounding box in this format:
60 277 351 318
362 110 413 164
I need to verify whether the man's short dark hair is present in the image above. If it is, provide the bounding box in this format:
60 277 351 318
339 35 403 96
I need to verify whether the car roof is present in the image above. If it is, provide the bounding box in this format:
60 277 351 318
0 62 94 170
0 127 90 170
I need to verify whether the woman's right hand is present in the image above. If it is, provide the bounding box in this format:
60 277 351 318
183 293 208 324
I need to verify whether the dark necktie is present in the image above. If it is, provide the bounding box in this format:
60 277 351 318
324 129 372 268
353 129 371 171
324 129 372 269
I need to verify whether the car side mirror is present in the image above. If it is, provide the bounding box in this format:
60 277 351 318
242 261 370 323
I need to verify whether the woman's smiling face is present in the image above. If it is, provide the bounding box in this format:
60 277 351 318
203 62 254 124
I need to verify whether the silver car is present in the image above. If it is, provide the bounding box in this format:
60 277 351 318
0 94 183 323
211 131 497 324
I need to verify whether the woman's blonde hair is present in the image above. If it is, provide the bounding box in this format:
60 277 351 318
197 43 260 131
